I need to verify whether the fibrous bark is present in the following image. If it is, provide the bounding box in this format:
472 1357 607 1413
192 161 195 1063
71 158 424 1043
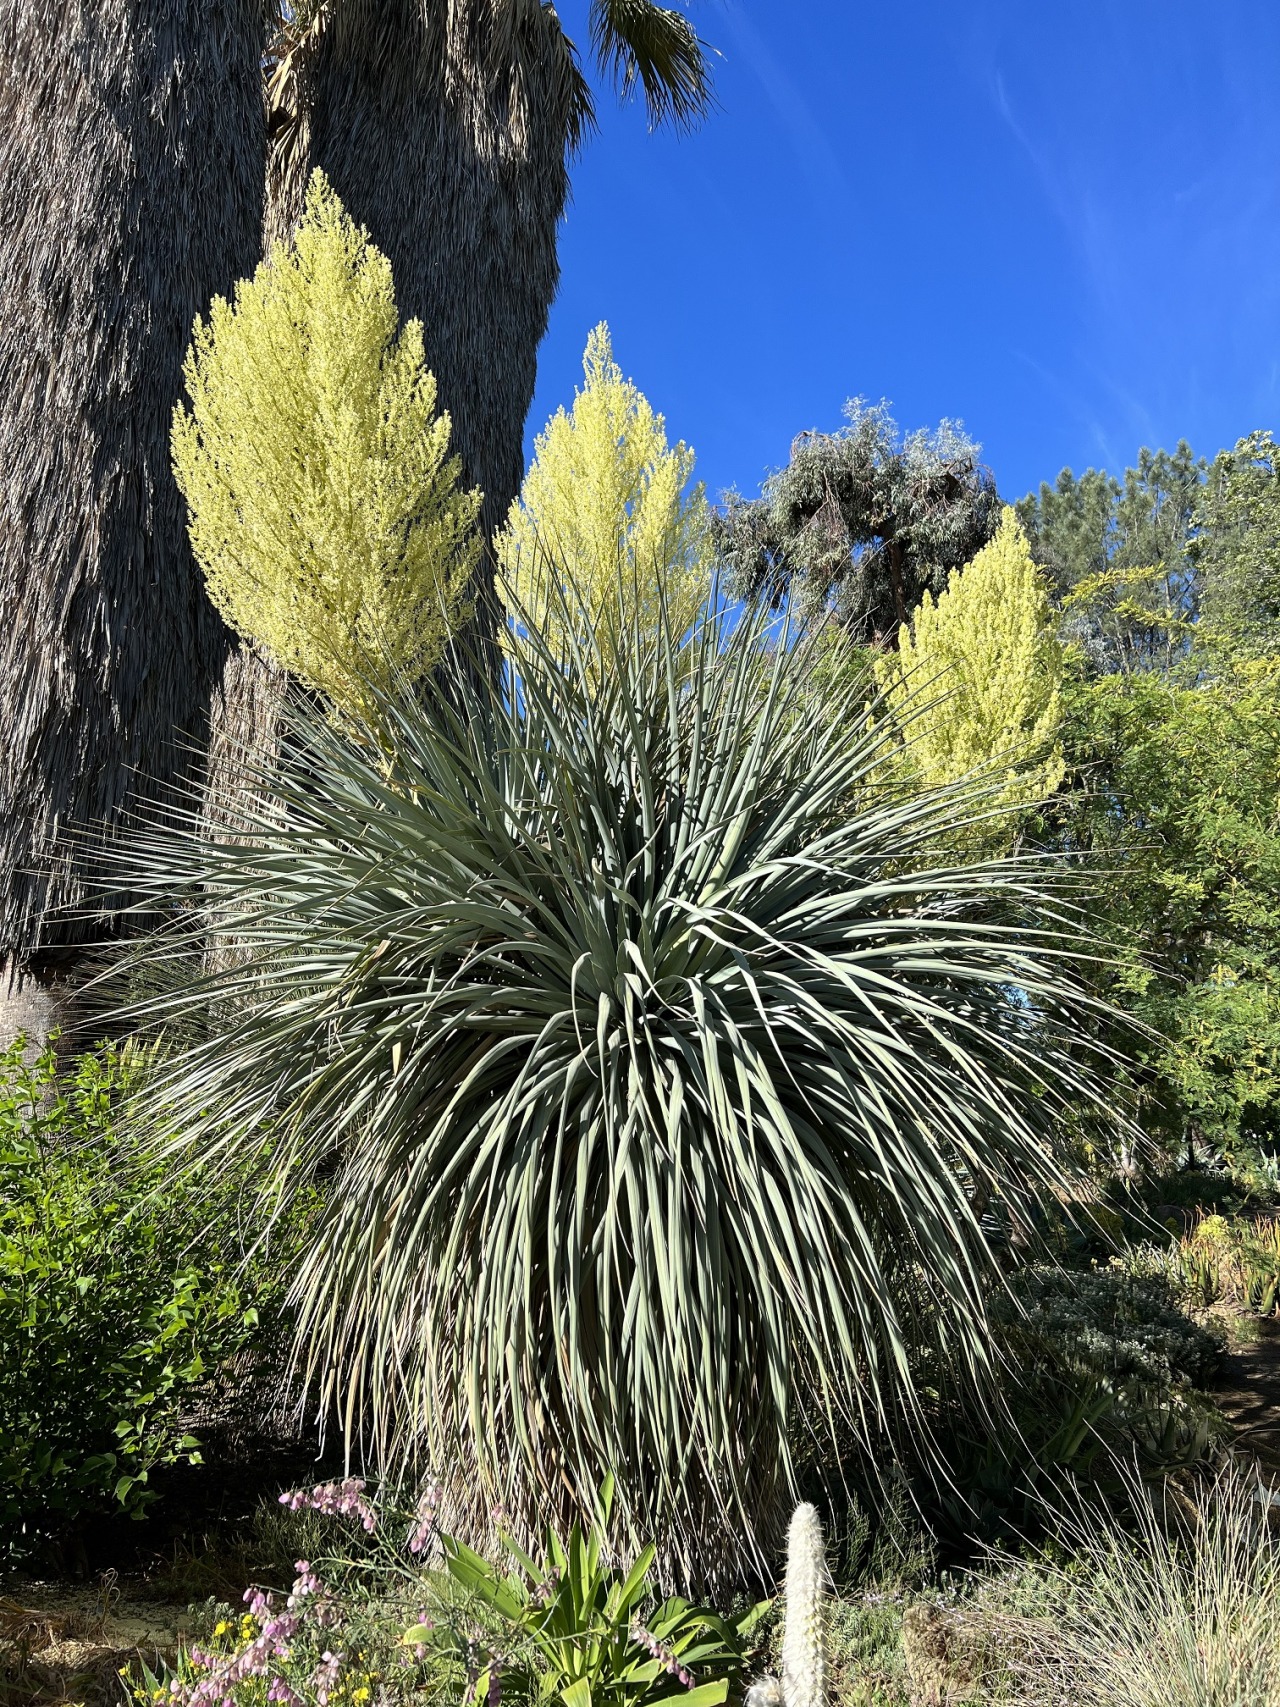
0 0 268 1006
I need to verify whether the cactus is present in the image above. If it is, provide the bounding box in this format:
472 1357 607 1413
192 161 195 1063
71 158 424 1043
780 1504 826 1707
746 1503 826 1707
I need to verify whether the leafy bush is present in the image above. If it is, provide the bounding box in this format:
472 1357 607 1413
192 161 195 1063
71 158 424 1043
133 1479 762 1707
0 1038 304 1555
1178 1212 1280 1314
1000 1262 1225 1392
116 585 1124 1577
421 1478 764 1707
926 1262 1224 1539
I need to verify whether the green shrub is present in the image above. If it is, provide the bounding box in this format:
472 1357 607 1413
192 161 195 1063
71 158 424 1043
134 1478 763 1707
0 1038 305 1555
1177 1212 1280 1315
926 1262 1223 1540
420 1478 765 1707
1000 1261 1225 1392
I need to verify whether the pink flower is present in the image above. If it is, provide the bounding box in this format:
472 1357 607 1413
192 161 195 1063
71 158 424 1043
407 1483 442 1555
278 1477 377 1532
631 1622 695 1689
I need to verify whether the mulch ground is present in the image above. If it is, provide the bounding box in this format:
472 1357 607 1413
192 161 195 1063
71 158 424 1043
1214 1312 1280 1487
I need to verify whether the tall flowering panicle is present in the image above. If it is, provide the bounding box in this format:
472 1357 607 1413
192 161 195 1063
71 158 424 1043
279 1477 377 1532
780 1504 826 1707
631 1621 695 1689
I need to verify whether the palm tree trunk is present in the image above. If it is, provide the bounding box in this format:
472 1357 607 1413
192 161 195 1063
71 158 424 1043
207 1 573 812
0 0 268 1050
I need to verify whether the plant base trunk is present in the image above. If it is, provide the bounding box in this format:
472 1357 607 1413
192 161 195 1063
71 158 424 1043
0 950 89 1058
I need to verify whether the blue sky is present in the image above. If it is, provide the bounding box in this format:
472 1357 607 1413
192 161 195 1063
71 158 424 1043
526 0 1280 507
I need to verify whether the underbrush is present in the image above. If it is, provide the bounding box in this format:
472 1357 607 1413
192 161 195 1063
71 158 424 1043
115 1457 1280 1707
0 1039 315 1561
129 1479 766 1707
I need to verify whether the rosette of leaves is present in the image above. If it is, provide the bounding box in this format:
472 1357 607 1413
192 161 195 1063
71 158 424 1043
411 1476 765 1707
115 579 1125 1582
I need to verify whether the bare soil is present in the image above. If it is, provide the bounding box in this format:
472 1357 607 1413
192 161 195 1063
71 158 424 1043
1213 1312 1280 1486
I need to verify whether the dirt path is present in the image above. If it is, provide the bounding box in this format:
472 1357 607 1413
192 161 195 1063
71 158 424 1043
1213 1313 1280 1484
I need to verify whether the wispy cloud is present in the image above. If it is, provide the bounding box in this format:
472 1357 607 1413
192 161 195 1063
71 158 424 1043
710 0 849 210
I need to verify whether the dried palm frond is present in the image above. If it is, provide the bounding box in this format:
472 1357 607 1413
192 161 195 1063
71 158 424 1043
0 1 269 966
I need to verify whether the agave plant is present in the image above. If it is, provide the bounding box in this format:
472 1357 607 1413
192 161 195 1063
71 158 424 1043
115 585 1122 1581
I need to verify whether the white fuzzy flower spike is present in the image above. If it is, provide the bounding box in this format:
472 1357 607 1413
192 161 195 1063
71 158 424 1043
780 1503 826 1707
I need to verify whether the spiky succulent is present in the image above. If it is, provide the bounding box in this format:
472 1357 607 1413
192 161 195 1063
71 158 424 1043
115 584 1123 1580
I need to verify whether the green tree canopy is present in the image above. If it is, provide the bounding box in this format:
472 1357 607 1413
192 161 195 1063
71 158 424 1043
1016 442 1205 676
714 400 1000 644
1193 430 1280 658
1056 654 1280 1160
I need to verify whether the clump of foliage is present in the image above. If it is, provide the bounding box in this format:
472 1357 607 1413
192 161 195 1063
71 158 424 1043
136 1476 762 1707
172 169 479 720
714 400 999 642
1055 652 1280 1160
421 1478 764 1707
1029 1459 1280 1706
497 322 713 659
115 576 1123 1581
1194 428 1280 657
1178 1212 1280 1315
1016 441 1204 675
998 1262 1224 1394
0 1039 305 1557
927 1258 1222 1543
876 508 1064 834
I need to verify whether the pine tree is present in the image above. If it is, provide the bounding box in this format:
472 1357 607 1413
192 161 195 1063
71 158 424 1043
496 323 713 657
879 508 1065 829
1193 431 1280 656
173 172 479 723
1015 442 1205 675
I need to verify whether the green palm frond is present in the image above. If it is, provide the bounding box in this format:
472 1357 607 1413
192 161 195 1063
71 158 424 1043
112 579 1127 1584
589 0 713 130
268 2 709 153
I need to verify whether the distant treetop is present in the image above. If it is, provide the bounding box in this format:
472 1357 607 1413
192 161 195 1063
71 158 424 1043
713 399 1000 645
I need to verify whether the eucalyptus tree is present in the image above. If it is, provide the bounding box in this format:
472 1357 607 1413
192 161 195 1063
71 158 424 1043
0 0 268 1044
714 400 1000 645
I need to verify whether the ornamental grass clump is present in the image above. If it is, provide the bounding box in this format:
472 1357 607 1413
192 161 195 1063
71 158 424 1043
1029 1459 1280 1706
116 578 1123 1582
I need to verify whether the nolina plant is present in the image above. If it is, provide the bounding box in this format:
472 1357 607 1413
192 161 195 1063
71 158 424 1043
114 577 1125 1580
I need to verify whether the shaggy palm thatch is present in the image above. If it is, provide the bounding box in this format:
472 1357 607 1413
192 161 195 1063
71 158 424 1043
265 0 714 538
0 1 268 977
